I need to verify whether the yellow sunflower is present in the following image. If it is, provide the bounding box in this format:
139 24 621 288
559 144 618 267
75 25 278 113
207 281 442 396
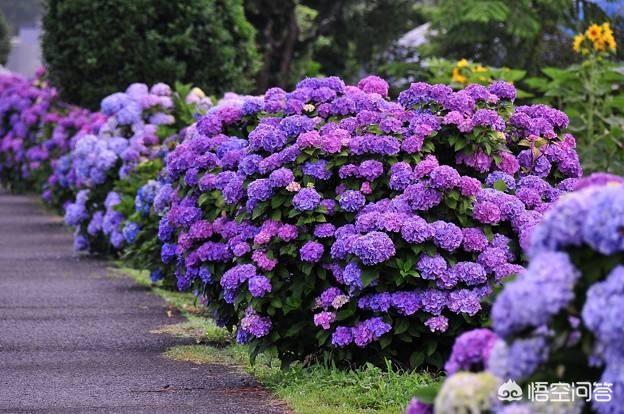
456 59 469 68
451 67 467 84
586 23 602 42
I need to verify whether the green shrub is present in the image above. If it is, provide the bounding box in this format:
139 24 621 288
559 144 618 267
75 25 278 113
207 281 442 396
42 0 260 109
526 23 624 174
0 10 9 65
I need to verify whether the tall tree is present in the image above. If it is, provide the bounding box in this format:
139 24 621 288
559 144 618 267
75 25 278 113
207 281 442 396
0 10 9 65
245 0 423 91
42 0 260 108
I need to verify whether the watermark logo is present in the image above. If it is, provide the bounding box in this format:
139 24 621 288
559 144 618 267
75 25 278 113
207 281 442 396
497 380 523 402
497 381 613 403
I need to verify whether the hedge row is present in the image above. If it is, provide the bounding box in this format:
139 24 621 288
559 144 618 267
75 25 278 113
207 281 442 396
0 70 584 371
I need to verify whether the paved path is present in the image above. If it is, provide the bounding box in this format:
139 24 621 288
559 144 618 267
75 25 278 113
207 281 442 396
0 191 288 414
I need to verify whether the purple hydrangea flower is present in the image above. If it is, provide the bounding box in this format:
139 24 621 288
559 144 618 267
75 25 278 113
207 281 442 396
351 231 396 265
401 216 433 244
429 165 461 190
331 326 353 347
445 328 499 374
417 254 447 280
268 167 294 187
339 190 366 213
240 309 272 338
303 160 332 180
492 252 580 338
300 240 325 262
431 221 463 251
293 188 321 211
248 275 272 297
425 315 449 332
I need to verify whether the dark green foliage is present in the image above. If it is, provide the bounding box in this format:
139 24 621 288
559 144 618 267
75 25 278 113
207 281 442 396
424 0 577 74
0 10 9 65
42 0 260 109
245 0 423 91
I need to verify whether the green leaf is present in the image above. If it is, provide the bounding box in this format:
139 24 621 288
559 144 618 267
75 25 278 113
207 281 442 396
409 351 425 369
252 203 267 219
425 340 438 356
270 209 282 221
284 321 306 338
394 319 410 335
361 268 379 287
379 335 392 349
410 381 443 404
493 180 508 192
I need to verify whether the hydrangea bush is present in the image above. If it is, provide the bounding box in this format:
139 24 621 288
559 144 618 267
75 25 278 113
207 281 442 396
0 71 104 199
162 75 582 367
408 175 624 414
62 82 204 254
0 70 592 373
117 92 255 285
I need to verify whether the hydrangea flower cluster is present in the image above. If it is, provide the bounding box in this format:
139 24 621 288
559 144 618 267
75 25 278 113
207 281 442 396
161 75 581 366
0 71 104 202
61 82 184 254
409 177 624 414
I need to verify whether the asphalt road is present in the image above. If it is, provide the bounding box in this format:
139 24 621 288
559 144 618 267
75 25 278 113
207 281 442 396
0 191 288 414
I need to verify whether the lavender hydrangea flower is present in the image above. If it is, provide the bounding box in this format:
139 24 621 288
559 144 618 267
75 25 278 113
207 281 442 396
303 160 332 180
582 265 624 348
240 309 272 338
248 275 272 297
425 315 449 332
445 329 498 374
314 223 336 238
300 241 325 262
293 188 321 211
247 178 273 202
492 252 580 338
429 165 461 190
339 190 366 213
343 262 364 291
486 171 516 191
451 262 488 286
404 183 442 211
313 311 336 330
358 160 384 181
268 167 294 187
351 231 396 265
417 254 447 280
331 326 353 347
461 228 489 252
401 216 433 244
488 336 549 381
431 221 463 251
352 317 392 347
582 185 624 255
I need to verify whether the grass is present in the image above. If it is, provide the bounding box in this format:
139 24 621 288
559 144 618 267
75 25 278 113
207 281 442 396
115 265 436 414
